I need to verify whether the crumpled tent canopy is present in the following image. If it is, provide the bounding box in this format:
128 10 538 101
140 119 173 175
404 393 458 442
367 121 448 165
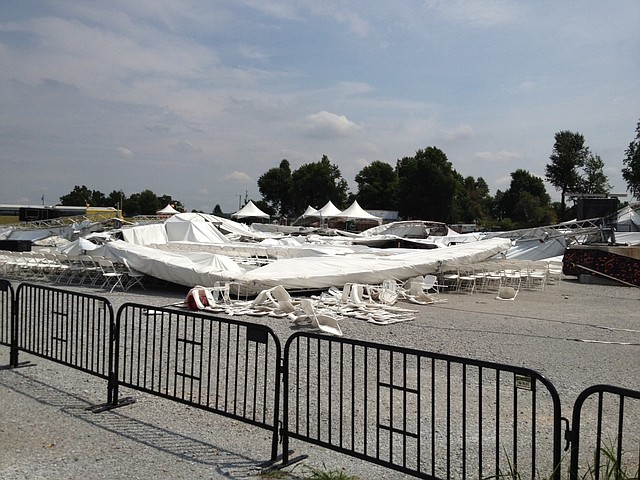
157 204 180 215
338 200 382 224
232 200 270 219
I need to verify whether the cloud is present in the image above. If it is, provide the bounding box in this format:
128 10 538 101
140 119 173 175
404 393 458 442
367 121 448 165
474 150 522 163
225 171 252 183
439 124 475 143
424 0 518 27
303 111 363 138
117 147 134 158
169 140 202 154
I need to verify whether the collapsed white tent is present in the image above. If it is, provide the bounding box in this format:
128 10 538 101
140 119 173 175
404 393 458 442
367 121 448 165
237 237 510 293
231 200 269 219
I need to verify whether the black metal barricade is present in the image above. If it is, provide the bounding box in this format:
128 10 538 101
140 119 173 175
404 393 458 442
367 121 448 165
115 303 283 462
282 332 563 479
569 384 640 480
0 279 18 366
14 283 117 401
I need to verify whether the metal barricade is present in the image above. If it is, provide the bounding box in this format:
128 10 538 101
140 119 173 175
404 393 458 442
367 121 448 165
569 384 640 479
15 283 114 378
0 279 18 366
115 303 283 462
282 332 563 479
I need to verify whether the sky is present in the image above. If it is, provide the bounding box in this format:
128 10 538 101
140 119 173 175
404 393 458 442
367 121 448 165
1 1 639 214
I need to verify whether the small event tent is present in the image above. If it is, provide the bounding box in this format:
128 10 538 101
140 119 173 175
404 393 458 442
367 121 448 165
231 200 270 220
338 200 382 224
157 204 180 215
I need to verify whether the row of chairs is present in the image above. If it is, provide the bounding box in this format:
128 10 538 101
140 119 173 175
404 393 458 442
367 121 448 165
0 250 145 292
440 260 564 295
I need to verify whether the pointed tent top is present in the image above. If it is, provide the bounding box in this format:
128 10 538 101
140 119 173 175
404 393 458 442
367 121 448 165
157 204 180 215
318 200 343 218
301 205 321 217
231 200 270 219
339 200 382 224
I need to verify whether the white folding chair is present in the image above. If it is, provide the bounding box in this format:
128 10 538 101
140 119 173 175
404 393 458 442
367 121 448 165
98 258 126 292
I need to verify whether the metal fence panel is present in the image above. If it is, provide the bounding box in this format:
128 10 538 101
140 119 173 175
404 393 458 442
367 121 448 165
0 279 14 348
15 283 114 379
283 332 563 479
115 303 282 460
569 385 640 480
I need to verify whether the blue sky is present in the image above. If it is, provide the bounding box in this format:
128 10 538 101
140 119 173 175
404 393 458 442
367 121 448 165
1 1 638 213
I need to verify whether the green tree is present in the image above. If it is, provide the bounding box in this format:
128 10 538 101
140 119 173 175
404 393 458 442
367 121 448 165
396 147 458 222
500 169 555 228
60 185 99 207
455 176 493 224
622 119 640 200
126 190 161 216
545 131 590 220
106 190 126 210
581 153 611 195
257 159 293 216
354 161 398 210
213 204 223 215
290 155 348 215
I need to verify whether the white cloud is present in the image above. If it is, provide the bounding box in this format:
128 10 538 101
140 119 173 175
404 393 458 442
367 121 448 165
169 140 202 154
303 111 363 138
439 124 475 143
225 171 253 183
423 0 519 27
117 147 134 158
474 150 522 163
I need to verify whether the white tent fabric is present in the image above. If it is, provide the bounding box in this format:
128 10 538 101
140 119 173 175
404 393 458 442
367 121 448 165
318 201 343 218
237 237 511 293
165 214 230 243
231 201 269 219
300 205 321 217
121 224 169 246
157 204 180 215
338 200 383 224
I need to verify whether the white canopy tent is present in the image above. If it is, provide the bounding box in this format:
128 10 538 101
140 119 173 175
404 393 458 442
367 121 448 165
231 200 270 220
318 200 343 218
338 200 383 224
157 204 180 215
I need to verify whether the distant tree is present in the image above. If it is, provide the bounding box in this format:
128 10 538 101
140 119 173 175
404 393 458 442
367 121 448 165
106 190 126 209
59 185 109 207
126 190 161 216
455 176 493 224
354 161 398 210
622 119 640 200
258 159 293 216
581 153 611 195
500 169 555 228
545 131 590 220
290 155 349 215
158 195 184 212
396 147 458 222
213 204 223 215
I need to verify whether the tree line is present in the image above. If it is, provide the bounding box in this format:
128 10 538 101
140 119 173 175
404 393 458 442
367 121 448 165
258 122 640 229
59 120 640 228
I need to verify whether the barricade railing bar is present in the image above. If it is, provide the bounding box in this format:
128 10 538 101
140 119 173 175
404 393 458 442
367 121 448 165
568 384 640 480
115 303 283 462
0 279 18 366
281 332 564 480
15 283 115 381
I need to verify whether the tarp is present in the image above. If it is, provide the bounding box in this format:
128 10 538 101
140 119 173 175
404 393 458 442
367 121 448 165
231 201 269 219
337 200 382 224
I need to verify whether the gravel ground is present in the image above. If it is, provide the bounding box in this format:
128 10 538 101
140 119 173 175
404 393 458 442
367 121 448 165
1 277 639 479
